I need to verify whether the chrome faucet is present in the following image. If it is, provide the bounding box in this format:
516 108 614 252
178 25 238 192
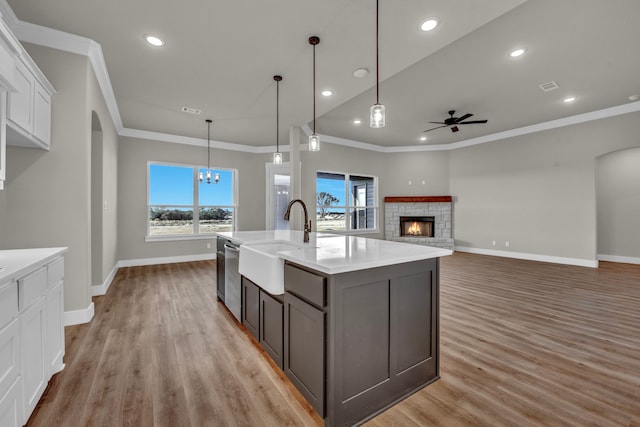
284 199 312 243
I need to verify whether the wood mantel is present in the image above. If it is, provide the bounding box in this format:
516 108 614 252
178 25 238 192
384 196 452 203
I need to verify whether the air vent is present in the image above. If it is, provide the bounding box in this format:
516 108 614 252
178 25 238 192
539 81 559 92
181 106 202 115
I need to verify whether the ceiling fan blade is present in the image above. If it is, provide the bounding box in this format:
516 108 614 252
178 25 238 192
459 120 488 124
454 113 473 123
428 121 446 125
423 125 447 132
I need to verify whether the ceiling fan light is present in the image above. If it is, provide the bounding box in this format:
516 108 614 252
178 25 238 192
370 103 385 128
309 133 320 151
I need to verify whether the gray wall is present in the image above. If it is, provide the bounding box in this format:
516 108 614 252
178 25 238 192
0 45 119 313
117 136 267 261
596 147 640 258
450 111 640 262
300 141 450 239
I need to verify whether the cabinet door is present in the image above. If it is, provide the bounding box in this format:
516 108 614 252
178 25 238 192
32 82 51 146
284 292 325 417
45 281 64 376
1 91 6 190
0 319 20 400
20 296 46 422
0 377 23 427
259 291 283 369
241 277 259 340
7 60 33 134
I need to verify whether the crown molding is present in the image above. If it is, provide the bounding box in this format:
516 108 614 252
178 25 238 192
5 0 640 155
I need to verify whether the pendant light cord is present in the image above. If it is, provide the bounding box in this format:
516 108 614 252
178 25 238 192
206 119 212 169
276 78 279 152
376 0 380 105
313 42 316 134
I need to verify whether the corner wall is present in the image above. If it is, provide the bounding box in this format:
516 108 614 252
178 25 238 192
0 46 94 313
450 111 640 264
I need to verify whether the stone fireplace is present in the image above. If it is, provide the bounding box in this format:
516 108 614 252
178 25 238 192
385 196 454 249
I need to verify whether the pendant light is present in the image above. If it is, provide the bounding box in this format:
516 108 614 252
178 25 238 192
273 75 283 165
199 119 219 184
309 36 320 151
370 0 385 128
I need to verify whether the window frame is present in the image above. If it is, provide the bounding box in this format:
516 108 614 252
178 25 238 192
315 170 378 234
146 161 238 242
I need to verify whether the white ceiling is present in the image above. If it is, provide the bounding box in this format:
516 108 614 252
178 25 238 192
5 0 640 149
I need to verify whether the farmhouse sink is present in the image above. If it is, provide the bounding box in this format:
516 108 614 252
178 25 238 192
239 241 313 295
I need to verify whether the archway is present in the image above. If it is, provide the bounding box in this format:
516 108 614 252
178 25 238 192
596 147 640 264
91 111 104 286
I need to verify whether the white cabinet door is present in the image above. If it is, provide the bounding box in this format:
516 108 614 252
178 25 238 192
32 82 51 146
0 91 6 190
20 296 46 424
6 59 33 135
0 319 20 400
0 377 22 427
45 281 64 376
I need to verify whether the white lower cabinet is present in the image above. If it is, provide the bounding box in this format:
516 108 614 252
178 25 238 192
0 253 65 426
20 297 46 422
0 378 23 427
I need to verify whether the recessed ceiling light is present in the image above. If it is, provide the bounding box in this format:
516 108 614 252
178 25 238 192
321 90 333 97
419 136 427 141
420 18 439 32
353 68 369 78
509 48 526 57
144 34 164 47
563 96 576 103
629 94 640 101
353 119 362 125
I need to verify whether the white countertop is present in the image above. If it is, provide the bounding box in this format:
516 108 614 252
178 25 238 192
217 230 452 274
0 247 68 284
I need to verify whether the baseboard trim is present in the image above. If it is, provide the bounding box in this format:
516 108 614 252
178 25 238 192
118 253 216 268
64 301 94 326
454 246 598 268
91 263 120 296
597 254 640 265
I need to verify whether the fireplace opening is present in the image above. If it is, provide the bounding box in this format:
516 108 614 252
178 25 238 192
400 216 435 237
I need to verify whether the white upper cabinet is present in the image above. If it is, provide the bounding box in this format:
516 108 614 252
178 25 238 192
0 9 55 191
6 56 54 150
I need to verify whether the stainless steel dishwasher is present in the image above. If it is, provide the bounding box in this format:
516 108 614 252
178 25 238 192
224 242 241 322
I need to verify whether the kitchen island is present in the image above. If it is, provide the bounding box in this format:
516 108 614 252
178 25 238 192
216 231 451 426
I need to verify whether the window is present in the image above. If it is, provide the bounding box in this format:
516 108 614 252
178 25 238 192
148 162 236 239
316 171 377 232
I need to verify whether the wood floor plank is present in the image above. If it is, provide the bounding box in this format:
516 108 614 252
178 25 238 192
25 254 640 426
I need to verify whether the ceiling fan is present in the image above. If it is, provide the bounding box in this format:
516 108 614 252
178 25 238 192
424 110 488 133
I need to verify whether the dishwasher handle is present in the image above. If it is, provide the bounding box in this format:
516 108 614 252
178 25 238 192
224 243 240 253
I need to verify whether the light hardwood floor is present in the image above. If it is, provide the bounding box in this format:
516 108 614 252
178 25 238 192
26 253 640 426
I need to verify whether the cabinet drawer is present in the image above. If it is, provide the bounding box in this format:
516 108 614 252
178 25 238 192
0 283 18 328
0 319 20 401
18 267 47 312
284 263 326 308
47 257 64 288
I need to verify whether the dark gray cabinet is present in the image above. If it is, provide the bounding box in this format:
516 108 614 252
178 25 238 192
284 291 325 417
242 276 284 370
284 258 440 427
242 277 260 340
260 291 284 369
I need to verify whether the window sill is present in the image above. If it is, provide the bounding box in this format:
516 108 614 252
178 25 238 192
145 234 218 243
317 229 380 236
